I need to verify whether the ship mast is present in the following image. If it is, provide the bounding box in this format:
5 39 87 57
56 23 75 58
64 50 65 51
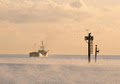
40 41 45 50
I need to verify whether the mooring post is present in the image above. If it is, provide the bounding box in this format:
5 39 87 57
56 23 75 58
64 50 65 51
88 33 91 63
95 45 99 62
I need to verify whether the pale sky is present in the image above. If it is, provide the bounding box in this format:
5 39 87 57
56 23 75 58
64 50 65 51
0 0 120 55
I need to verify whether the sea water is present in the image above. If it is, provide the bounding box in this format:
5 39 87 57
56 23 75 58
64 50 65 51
0 54 120 60
0 54 120 84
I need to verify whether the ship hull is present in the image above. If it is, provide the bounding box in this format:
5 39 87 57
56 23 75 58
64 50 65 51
38 50 48 57
29 52 39 57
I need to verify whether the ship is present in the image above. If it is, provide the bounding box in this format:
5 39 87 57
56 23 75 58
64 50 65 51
29 41 49 57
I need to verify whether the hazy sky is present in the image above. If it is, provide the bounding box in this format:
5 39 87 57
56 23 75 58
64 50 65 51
0 0 120 55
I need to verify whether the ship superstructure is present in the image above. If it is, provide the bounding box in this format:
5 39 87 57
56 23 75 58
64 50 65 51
38 41 49 57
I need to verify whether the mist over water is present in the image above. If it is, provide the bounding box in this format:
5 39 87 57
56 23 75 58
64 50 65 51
0 55 120 84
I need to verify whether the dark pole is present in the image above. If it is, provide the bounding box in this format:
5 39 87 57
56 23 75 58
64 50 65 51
95 45 99 62
95 45 97 62
88 33 91 63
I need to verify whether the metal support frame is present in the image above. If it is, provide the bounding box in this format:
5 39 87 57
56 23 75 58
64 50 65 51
85 33 94 63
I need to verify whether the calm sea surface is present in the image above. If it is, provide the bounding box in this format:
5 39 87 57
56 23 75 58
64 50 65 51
0 54 120 60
